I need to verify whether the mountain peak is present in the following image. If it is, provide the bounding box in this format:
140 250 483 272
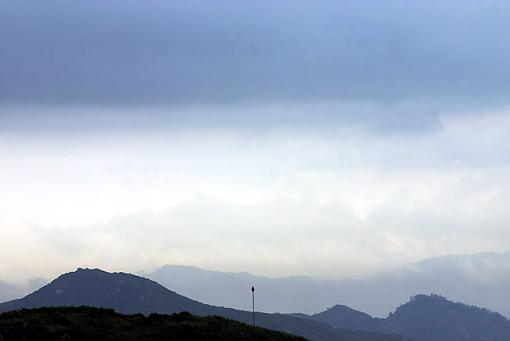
384 294 510 341
394 294 462 313
328 304 368 313
75 267 106 273
69 267 110 277
311 303 382 332
410 294 448 303
0 267 199 316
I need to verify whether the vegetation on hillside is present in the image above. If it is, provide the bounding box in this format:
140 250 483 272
0 306 305 341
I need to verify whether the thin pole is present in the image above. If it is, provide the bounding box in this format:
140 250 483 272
251 286 255 327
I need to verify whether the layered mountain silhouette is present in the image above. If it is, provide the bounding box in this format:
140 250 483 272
2 251 509 318
3 268 509 340
307 294 510 341
0 268 406 341
145 251 510 317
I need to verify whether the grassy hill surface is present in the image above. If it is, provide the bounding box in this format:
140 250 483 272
0 306 305 341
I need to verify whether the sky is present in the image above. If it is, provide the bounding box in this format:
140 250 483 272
1 0 510 284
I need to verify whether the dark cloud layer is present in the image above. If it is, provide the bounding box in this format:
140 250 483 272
1 0 509 106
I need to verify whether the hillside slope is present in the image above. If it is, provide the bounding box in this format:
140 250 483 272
0 306 304 341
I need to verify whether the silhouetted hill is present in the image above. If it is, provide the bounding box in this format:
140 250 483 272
0 268 407 341
0 306 304 341
0 268 203 315
385 294 510 341
310 294 510 341
311 305 385 332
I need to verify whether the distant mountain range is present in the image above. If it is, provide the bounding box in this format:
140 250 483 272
0 268 406 341
144 251 510 317
2 268 510 340
2 251 509 318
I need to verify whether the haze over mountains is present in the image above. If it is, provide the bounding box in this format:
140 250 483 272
0 282 21 305
146 251 510 317
2 250 510 319
0 278 48 305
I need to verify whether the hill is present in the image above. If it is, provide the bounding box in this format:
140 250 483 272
385 294 510 341
0 268 406 341
0 306 304 341
310 294 510 341
311 305 384 332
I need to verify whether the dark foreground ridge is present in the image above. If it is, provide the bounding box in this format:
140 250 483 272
0 306 304 341
0 268 408 341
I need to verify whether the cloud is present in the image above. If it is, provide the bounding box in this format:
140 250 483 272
1 0 508 106
1 106 510 281
1 0 509 285
0 101 442 135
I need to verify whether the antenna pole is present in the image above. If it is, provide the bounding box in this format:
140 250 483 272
251 286 255 327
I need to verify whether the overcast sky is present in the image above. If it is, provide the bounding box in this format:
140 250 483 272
1 0 510 284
